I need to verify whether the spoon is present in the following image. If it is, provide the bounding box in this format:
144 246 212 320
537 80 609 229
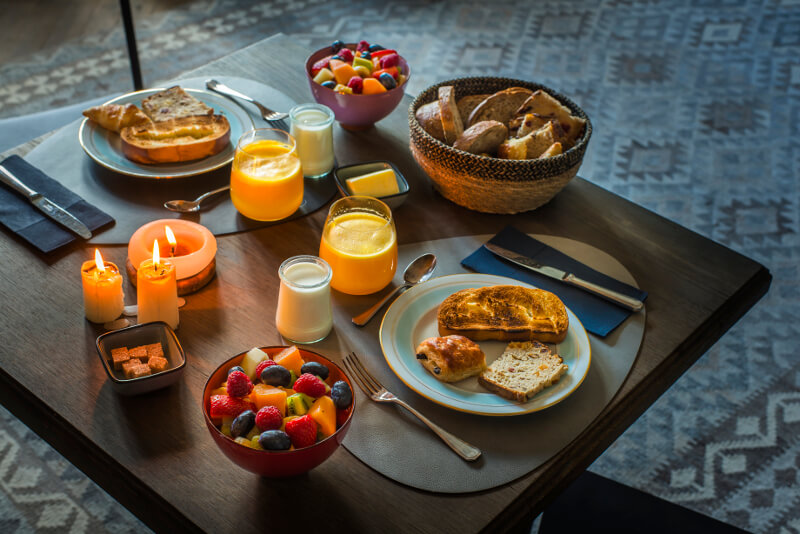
352 253 437 327
164 185 230 213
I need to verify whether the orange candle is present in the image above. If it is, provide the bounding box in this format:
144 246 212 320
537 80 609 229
81 249 124 323
137 240 179 329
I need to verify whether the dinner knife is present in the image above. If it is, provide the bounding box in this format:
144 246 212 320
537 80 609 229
0 163 92 239
483 243 644 312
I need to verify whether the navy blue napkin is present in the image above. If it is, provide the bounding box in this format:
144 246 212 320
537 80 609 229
0 155 114 254
461 226 647 337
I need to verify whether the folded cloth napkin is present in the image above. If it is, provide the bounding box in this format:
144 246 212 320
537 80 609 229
0 155 114 254
461 226 647 337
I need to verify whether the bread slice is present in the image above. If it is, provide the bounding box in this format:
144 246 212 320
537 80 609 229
415 335 487 383
453 120 508 155
141 86 213 122
478 341 568 402
82 103 151 133
438 86 464 145
540 142 563 158
438 285 569 343
466 87 533 127
456 94 490 125
514 90 586 148
415 101 445 142
120 114 231 164
497 121 561 160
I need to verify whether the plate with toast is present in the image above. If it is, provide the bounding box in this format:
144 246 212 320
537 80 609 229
78 86 254 178
379 273 591 416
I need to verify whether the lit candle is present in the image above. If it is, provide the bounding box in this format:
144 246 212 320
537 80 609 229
137 240 179 329
81 249 124 323
128 219 216 280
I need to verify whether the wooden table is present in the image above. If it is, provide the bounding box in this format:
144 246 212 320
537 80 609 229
0 34 770 533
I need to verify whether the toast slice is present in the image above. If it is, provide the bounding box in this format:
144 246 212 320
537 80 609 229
438 285 569 343
514 90 586 148
438 86 464 145
141 86 213 122
478 341 568 402
120 114 231 164
466 87 533 127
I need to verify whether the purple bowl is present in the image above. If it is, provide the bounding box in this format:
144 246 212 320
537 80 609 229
305 44 410 130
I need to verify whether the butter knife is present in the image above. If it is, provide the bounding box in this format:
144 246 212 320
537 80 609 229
0 164 92 239
483 243 643 312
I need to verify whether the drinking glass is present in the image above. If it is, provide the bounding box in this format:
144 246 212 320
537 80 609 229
275 255 333 344
289 103 335 178
230 128 304 221
319 196 397 295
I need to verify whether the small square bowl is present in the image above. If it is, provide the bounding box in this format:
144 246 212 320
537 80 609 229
96 321 186 395
333 160 410 210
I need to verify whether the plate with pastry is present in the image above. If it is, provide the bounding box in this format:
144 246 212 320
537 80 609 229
78 85 254 178
379 273 590 415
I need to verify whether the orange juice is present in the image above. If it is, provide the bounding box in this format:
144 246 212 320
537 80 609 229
230 132 304 221
320 211 397 295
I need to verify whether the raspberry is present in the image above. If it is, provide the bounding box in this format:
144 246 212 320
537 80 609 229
209 395 255 419
293 373 326 398
284 415 318 449
337 48 354 62
255 405 283 431
356 40 370 52
380 53 399 69
254 360 276 381
347 76 363 94
226 370 253 397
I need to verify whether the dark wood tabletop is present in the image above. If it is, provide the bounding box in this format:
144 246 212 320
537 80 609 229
0 34 771 533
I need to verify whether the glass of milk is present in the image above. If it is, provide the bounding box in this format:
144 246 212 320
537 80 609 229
289 103 335 178
275 255 333 343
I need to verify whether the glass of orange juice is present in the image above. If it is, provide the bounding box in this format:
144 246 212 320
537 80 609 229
319 196 397 295
230 128 304 221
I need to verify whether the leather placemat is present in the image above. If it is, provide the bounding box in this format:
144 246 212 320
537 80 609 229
312 234 645 493
20 76 337 244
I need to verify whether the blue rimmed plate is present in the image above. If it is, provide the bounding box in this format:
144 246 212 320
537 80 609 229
78 87 254 178
379 273 591 416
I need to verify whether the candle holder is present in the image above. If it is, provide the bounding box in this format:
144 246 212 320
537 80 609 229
127 219 217 296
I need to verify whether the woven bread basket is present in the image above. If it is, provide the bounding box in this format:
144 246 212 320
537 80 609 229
409 77 592 214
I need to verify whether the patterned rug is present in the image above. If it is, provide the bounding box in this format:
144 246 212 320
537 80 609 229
1 1 798 532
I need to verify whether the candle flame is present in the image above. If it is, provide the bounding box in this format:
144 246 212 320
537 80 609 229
165 225 177 247
152 239 160 270
94 249 105 273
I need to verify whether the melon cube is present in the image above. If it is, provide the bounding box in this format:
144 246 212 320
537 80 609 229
308 395 337 438
332 63 358 86
242 347 270 379
250 383 287 416
362 77 387 95
274 346 304 376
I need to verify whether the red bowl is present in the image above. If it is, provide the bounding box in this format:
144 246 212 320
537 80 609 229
305 44 410 130
202 347 355 477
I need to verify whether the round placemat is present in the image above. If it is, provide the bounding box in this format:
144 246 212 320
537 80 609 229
21 76 337 244
313 234 645 493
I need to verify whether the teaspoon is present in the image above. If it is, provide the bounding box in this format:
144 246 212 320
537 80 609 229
164 185 230 213
352 253 437 326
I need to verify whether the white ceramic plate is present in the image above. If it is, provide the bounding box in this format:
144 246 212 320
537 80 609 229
379 273 591 416
78 87 254 178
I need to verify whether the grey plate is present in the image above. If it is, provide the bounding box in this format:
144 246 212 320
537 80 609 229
78 87 254 179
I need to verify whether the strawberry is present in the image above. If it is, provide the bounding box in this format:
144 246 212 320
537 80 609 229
254 360 277 382
209 395 255 419
311 55 333 76
226 370 253 397
255 405 283 431
293 373 326 398
284 415 318 449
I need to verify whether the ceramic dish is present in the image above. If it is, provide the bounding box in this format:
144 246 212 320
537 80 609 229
332 160 410 210
78 87 254 178
96 321 186 395
379 273 591 416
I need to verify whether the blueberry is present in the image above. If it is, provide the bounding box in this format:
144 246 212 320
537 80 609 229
360 51 371 59
331 55 343 62
368 44 384 52
261 364 291 387
378 72 396 90
227 365 245 376
230 410 255 438
320 80 336 89
331 380 353 409
259 430 292 450
331 40 345 53
301 361 330 380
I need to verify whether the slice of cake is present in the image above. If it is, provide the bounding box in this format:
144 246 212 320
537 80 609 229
478 341 568 402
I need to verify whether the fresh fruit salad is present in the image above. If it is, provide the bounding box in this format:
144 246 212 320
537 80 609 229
208 346 354 451
310 39 407 95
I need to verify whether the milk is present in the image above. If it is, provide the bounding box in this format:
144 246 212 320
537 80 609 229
275 256 333 343
289 104 335 178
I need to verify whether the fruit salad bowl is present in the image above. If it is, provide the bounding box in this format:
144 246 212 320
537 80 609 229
202 347 355 477
305 42 410 130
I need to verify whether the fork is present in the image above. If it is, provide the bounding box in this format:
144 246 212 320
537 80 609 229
343 352 482 462
205 79 289 131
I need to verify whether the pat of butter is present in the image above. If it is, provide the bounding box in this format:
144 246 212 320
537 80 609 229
345 168 400 197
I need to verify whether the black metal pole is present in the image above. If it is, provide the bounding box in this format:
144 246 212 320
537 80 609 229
119 0 143 90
